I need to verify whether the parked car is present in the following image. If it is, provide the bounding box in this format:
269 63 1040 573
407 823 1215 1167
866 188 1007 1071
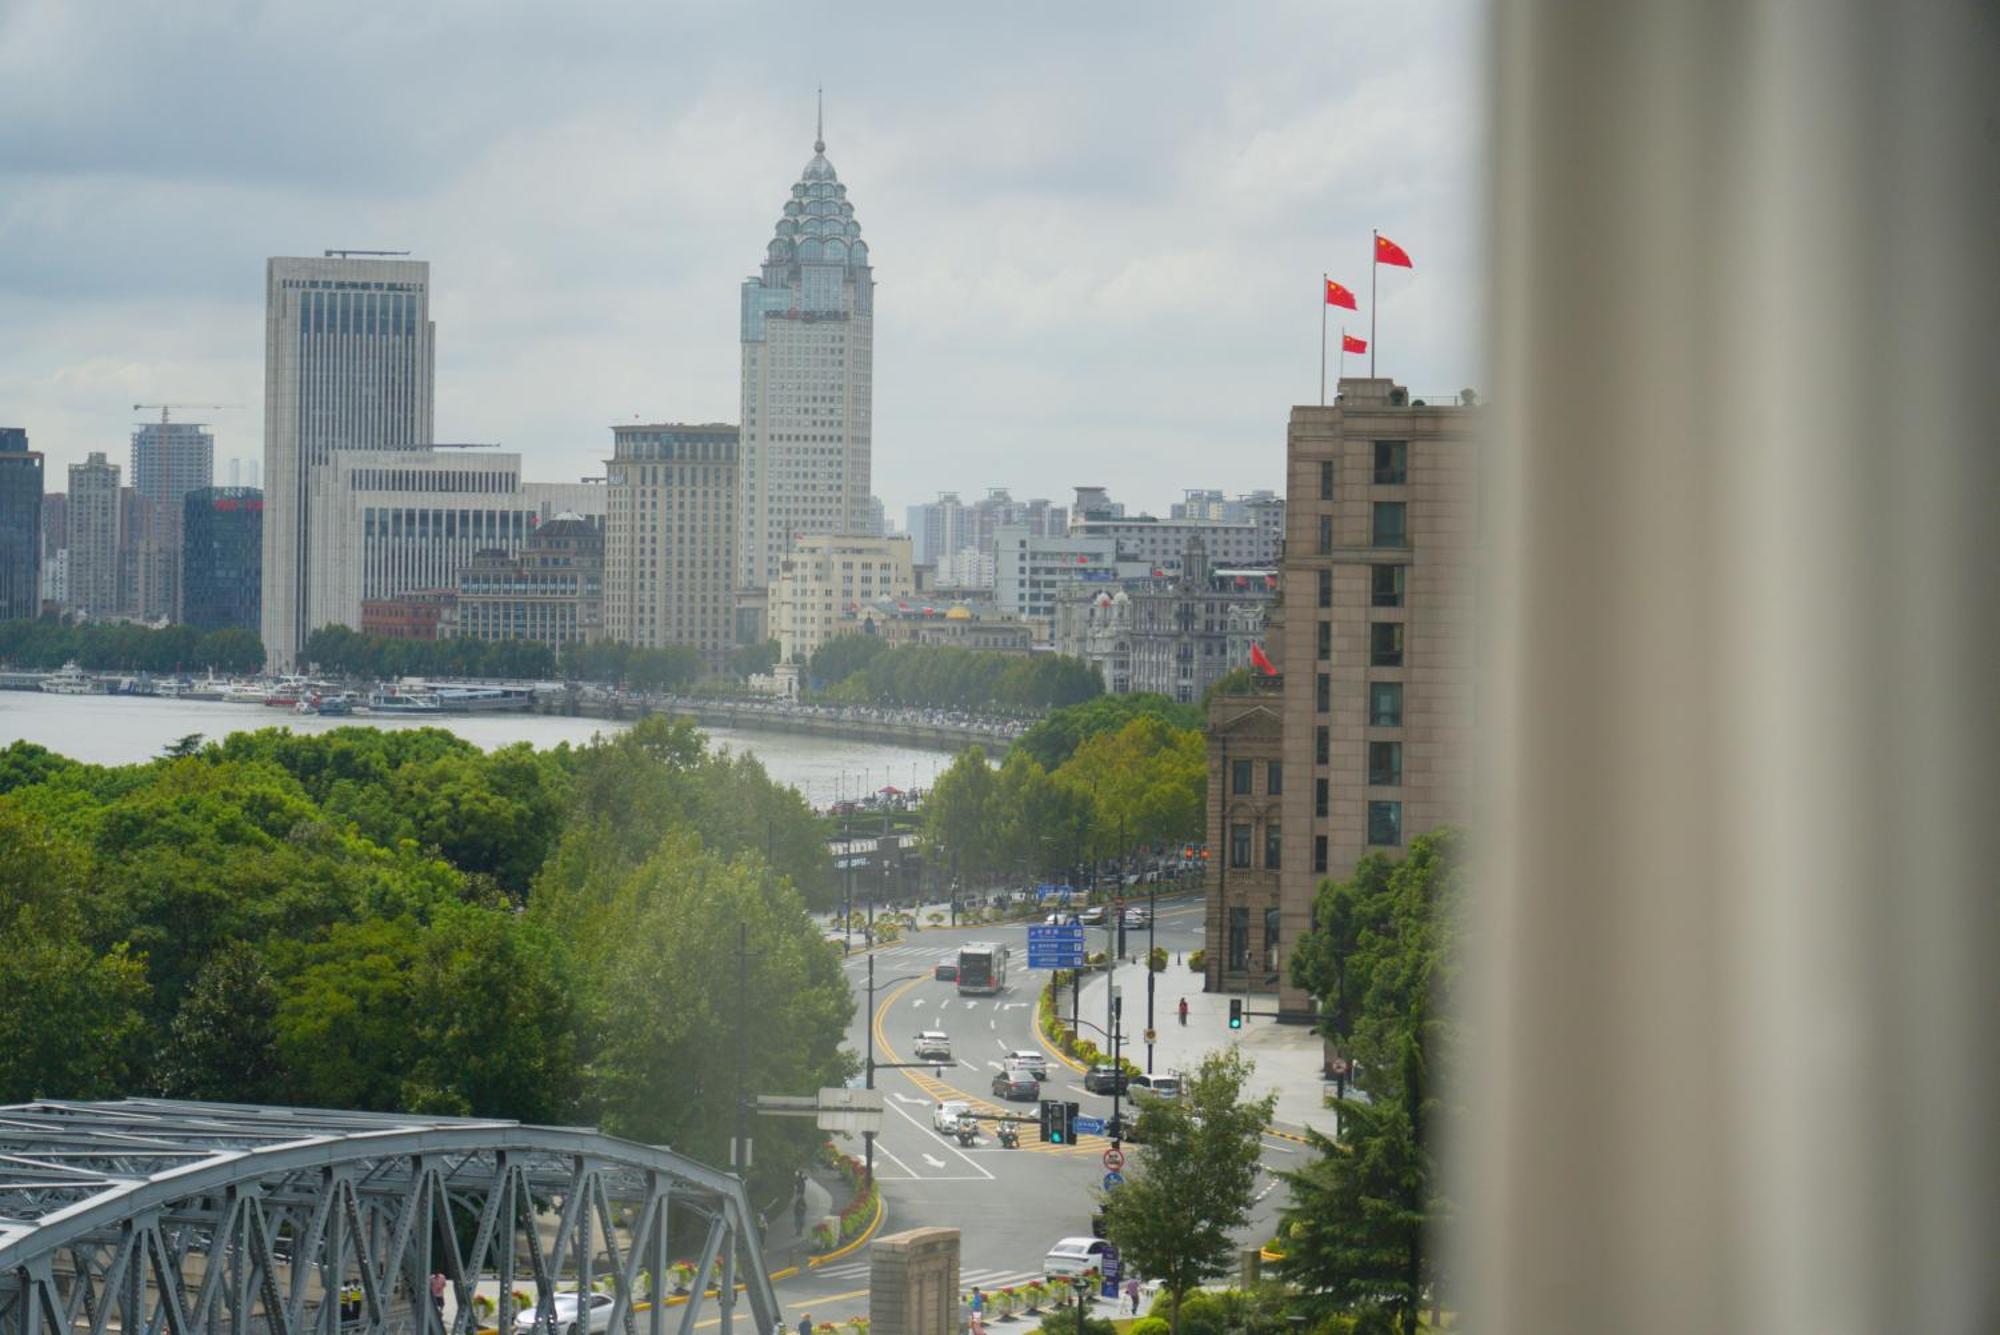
914 1030 953 1061
514 1293 615 1335
1043 1236 1116 1279
934 956 959 982
1083 1065 1128 1095
1130 1071 1182 1098
1004 1049 1049 1079
991 1069 1038 1101
932 1100 973 1134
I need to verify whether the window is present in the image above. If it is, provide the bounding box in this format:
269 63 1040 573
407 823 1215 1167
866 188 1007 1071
1317 620 1332 660
1230 822 1252 868
1267 761 1283 795
1232 759 1253 795
1319 459 1334 500
1228 907 1250 972
1374 439 1409 484
1315 777 1329 818
1367 800 1404 847
1317 514 1334 555
1371 622 1405 666
1317 568 1332 608
1369 740 1404 786
1316 672 1331 712
1372 501 1409 548
1372 564 1406 607
1265 823 1282 869
1316 726 1329 765
1370 680 1404 727
1314 835 1329 873
1264 907 1282 970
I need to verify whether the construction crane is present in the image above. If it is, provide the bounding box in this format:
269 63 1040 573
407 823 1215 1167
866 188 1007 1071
323 249 411 259
426 442 503 450
132 403 244 429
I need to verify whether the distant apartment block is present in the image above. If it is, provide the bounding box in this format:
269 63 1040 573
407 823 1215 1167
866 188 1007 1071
0 428 42 620
604 423 739 666
66 453 121 618
180 487 263 632
770 533 914 664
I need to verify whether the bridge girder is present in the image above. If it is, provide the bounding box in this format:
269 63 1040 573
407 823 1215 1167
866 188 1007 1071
0 1101 779 1335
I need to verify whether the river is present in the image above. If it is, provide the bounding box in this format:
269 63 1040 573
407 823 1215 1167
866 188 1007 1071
0 691 956 809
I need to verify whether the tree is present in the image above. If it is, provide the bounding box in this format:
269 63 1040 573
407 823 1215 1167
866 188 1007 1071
1277 829 1465 1333
1016 693 1203 770
728 639 781 678
922 748 1002 886
159 940 281 1102
1104 1049 1276 1335
808 632 886 683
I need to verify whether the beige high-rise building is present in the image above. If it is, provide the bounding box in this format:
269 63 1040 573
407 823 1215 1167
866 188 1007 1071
603 423 739 667
65 452 122 618
769 533 913 665
738 119 875 591
1204 377 1480 1016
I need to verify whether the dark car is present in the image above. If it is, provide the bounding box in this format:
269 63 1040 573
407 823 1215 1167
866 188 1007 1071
934 956 959 982
1083 1065 1128 1095
991 1070 1039 1101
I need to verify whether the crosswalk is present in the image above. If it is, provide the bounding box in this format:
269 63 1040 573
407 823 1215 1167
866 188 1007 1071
811 1261 1050 1292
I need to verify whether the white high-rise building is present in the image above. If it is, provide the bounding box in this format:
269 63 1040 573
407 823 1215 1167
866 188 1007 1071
603 423 740 666
66 452 121 618
261 255 435 665
738 115 875 591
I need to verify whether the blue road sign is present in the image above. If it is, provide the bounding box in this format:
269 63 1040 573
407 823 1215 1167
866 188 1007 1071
1100 1247 1121 1297
1074 1114 1106 1135
1102 1169 1125 1189
1026 922 1087 969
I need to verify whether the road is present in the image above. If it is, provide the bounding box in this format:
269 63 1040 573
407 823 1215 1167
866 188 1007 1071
768 893 1303 1326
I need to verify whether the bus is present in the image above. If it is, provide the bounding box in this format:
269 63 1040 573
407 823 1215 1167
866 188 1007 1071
957 942 1009 995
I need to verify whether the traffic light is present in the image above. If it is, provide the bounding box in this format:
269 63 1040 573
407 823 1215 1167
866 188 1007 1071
1040 1099 1062 1144
1228 998 1244 1029
1064 1101 1080 1143
1090 1205 1111 1239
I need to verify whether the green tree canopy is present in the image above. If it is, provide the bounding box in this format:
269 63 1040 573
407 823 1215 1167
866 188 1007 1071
1016 693 1203 769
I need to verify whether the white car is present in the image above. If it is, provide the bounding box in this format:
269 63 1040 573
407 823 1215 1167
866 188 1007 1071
1043 1236 1116 1279
914 1030 952 1061
932 1100 973 1134
1004 1049 1049 1079
514 1292 616 1335
1123 906 1150 927
1078 904 1107 925
1131 1071 1182 1098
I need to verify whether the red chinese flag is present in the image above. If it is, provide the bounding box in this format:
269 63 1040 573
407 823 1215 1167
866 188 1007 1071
1324 279 1358 310
1374 234 1414 268
1250 643 1277 676
1342 334 1368 354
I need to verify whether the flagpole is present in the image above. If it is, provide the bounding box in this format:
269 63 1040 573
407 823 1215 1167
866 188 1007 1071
1340 325 1347 379
1369 230 1378 378
1319 272 1327 405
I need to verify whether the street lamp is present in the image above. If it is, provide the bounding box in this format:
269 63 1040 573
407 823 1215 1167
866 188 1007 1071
863 951 939 1184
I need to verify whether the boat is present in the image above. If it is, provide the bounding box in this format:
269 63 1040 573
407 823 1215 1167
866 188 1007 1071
264 676 312 708
362 687 444 715
39 663 98 695
431 686 536 713
295 692 356 717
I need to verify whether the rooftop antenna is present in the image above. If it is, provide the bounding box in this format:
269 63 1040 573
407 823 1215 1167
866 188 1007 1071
815 87 824 153
323 249 412 259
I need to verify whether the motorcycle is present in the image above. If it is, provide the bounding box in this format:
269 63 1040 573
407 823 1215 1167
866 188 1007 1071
955 1121 978 1147
997 1124 1020 1149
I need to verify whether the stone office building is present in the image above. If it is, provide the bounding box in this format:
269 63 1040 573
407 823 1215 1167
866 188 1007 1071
1052 537 1273 703
446 515 604 646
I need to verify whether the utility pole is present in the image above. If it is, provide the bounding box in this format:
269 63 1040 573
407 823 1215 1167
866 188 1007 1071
1110 992 1124 1144
865 950 876 1184
733 922 749 1177
1145 880 1158 1073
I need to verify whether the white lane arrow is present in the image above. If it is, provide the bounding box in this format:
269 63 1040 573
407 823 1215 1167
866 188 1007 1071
922 1154 947 1169
1002 1003 1028 1010
960 1001 979 1010
938 999 952 1009
891 1093 926 1105
910 998 927 1007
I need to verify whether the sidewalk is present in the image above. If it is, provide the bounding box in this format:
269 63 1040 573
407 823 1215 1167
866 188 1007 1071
1073 959 1338 1137
758 1169 839 1264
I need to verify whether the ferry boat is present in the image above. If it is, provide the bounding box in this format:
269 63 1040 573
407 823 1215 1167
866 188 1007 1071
263 676 313 708
363 687 444 715
39 662 98 695
431 685 536 713
295 692 356 717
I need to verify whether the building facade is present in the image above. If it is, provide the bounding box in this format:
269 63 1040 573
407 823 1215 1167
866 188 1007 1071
1204 680 1289 1001
66 453 122 618
131 421 216 621
769 533 914 664
738 124 874 590
305 450 601 642
448 515 604 646
1277 377 1480 972
0 428 42 620
864 603 1034 654
1053 538 1275 703
180 487 263 632
1067 514 1276 570
992 525 1122 623
602 423 739 665
360 592 452 640
262 255 436 665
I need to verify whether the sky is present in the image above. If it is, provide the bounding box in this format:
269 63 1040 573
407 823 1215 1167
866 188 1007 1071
0 0 1482 520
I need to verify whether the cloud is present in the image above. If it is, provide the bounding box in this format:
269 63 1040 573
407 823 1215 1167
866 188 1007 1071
0 0 1481 517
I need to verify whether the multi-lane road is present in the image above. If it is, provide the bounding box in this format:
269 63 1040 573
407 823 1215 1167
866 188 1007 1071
764 895 1305 1326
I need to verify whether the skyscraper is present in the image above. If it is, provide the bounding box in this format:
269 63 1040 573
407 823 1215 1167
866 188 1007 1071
181 487 263 632
738 112 875 592
261 255 436 665
0 428 41 621
604 423 740 666
131 421 215 620
66 452 121 618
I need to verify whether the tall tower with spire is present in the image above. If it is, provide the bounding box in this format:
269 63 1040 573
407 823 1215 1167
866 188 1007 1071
738 103 876 594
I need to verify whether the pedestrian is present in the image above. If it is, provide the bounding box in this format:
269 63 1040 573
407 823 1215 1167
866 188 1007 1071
970 1287 984 1320
1178 997 1189 1026
757 1210 768 1242
797 1313 812 1335
429 1271 446 1316
793 1196 807 1234
1124 1278 1140 1315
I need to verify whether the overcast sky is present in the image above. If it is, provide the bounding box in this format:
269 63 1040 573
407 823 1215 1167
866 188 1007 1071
0 0 1481 518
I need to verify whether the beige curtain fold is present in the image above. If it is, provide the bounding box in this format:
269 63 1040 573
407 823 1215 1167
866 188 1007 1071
1467 2 1999 1330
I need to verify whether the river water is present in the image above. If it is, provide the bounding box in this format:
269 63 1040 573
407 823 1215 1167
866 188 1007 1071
0 691 955 809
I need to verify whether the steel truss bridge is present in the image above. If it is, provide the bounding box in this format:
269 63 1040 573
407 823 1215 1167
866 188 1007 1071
0 1102 778 1335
